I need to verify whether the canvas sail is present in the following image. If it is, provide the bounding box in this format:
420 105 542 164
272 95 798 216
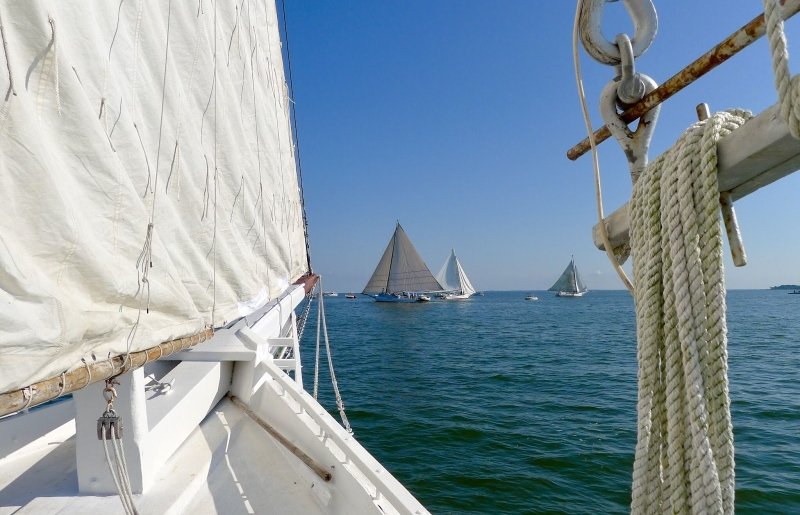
0 1 308 392
436 249 476 296
363 224 442 294
548 258 587 293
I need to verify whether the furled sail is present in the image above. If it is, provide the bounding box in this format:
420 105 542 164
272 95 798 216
363 224 442 294
0 1 308 392
548 258 587 293
436 249 476 296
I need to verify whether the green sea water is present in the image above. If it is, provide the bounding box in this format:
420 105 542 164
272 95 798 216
302 290 800 514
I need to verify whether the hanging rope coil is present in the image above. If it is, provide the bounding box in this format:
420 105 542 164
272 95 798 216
629 109 751 514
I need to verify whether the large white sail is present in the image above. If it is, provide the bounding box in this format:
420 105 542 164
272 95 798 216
0 1 308 392
436 249 476 296
363 223 442 294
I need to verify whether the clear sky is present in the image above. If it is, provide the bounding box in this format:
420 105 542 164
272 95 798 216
282 1 800 292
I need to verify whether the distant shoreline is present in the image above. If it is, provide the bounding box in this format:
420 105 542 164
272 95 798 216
769 284 800 290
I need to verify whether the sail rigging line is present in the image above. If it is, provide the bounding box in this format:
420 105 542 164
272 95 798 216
279 0 312 273
313 277 352 433
0 328 214 418
572 0 634 293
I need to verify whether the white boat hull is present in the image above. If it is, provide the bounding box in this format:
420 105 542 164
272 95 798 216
555 291 587 297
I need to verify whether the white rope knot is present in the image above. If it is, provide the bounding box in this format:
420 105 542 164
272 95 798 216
629 109 751 515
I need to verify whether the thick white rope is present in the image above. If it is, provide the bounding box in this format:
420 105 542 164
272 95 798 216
629 108 750 514
764 0 800 137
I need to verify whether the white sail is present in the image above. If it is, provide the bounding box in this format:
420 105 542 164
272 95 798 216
0 1 308 392
363 223 442 294
548 257 587 294
436 249 476 296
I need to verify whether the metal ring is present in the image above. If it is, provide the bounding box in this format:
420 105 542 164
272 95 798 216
579 0 658 65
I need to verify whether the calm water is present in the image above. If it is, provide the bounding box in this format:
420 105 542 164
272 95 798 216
301 290 800 514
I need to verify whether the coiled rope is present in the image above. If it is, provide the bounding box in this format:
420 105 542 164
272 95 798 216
629 2 800 512
629 108 750 515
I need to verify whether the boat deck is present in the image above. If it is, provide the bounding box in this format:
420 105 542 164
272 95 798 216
0 398 328 514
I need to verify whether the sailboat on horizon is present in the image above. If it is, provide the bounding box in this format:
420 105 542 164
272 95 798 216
362 223 443 302
548 256 588 297
436 249 477 300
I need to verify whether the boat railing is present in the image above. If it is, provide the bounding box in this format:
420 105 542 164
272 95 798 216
256 357 427 514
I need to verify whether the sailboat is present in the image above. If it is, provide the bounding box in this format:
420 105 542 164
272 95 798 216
548 256 588 297
363 223 443 302
0 2 429 514
436 249 477 300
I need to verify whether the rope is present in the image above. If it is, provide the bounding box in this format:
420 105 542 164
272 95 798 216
629 109 750 514
764 0 800 138
316 278 352 433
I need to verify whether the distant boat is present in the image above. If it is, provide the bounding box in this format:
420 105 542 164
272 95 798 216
436 249 477 300
323 291 338 297
362 223 443 303
345 293 357 299
790 290 800 295
549 256 588 297
525 294 539 301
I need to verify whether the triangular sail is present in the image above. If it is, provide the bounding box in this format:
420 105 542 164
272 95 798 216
548 257 586 293
363 224 442 294
456 259 476 296
436 249 476 296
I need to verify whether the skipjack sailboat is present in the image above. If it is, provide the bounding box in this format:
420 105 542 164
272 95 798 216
362 222 443 302
548 256 588 297
436 249 477 300
0 2 428 513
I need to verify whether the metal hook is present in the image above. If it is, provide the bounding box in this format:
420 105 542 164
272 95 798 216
579 0 658 65
600 72 660 183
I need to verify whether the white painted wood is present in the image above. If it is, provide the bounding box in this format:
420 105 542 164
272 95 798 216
0 397 74 460
73 361 231 494
593 104 800 250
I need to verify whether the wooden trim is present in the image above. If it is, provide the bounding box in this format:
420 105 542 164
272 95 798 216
229 395 332 482
0 329 214 418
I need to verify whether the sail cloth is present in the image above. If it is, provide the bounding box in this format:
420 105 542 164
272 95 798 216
363 224 442 294
0 1 308 392
436 249 476 295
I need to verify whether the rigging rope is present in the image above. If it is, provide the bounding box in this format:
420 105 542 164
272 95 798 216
572 0 635 293
313 278 352 433
629 109 750 514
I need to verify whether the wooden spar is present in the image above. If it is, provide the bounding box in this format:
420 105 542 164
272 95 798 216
0 275 318 418
0 329 214 418
567 0 800 161
229 395 333 482
592 101 800 251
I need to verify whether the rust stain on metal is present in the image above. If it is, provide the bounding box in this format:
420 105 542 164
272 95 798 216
567 4 800 161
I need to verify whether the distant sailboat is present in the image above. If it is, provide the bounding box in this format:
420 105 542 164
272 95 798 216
548 256 588 297
363 223 443 302
436 249 477 300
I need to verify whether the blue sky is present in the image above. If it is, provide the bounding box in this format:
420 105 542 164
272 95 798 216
283 1 800 291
